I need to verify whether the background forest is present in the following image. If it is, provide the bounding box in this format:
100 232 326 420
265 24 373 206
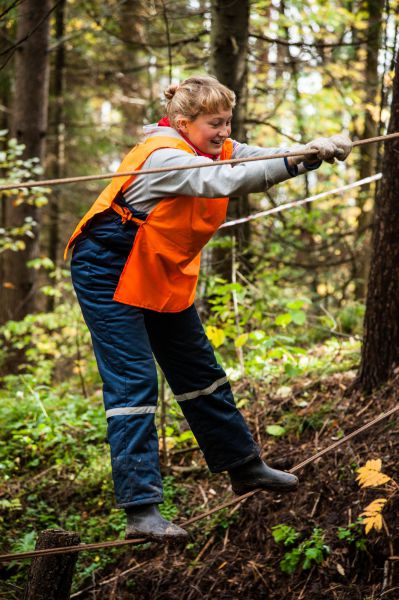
1 0 399 599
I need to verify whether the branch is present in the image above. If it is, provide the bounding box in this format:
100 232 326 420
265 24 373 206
84 4 208 49
250 31 376 49
0 0 61 57
245 118 301 143
0 0 22 21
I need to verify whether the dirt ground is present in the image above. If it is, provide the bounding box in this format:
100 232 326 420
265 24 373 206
74 373 399 600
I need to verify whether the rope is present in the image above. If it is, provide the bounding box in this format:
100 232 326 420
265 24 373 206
0 132 397 192
220 173 382 228
0 132 397 563
1 401 397 563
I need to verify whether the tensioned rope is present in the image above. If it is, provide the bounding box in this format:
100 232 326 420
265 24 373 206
0 132 398 192
1 401 398 563
220 173 382 229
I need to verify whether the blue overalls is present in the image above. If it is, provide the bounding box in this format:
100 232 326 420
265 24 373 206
71 202 259 507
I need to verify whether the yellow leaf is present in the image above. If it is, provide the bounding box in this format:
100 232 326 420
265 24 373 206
363 514 383 534
360 498 387 534
366 459 382 471
235 333 248 348
356 459 391 488
360 498 387 515
206 326 225 348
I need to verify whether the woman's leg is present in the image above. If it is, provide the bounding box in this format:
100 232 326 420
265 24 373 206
143 304 260 472
71 231 163 508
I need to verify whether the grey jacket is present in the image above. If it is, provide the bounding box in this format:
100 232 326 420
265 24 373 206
122 125 309 214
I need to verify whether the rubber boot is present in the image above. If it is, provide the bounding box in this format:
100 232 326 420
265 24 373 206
228 456 298 494
125 504 189 540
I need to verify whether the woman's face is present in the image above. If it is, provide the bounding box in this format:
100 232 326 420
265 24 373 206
177 109 233 155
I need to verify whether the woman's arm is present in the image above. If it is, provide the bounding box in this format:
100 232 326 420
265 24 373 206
127 147 294 203
123 135 352 209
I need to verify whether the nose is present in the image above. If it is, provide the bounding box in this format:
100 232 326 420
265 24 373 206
220 122 231 137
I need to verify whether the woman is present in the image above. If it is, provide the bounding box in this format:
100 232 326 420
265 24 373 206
66 76 352 540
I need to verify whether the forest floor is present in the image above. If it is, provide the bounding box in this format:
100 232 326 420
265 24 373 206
1 370 399 599
68 372 399 600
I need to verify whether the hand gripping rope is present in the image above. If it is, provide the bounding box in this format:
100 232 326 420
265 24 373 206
0 402 398 563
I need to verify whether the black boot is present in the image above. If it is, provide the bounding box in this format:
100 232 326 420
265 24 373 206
228 457 298 495
125 504 189 540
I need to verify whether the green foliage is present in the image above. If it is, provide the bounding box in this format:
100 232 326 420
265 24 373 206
337 520 367 551
0 132 49 254
272 525 331 574
271 524 300 546
201 268 360 383
159 476 179 522
266 424 287 437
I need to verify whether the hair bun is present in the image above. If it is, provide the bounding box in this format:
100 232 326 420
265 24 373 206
164 84 179 100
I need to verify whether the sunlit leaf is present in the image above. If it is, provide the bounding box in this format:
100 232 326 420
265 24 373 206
266 424 286 437
360 498 387 534
205 326 225 348
356 459 391 488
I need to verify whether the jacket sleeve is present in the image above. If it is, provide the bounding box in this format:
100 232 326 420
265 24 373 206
232 141 320 177
142 145 293 200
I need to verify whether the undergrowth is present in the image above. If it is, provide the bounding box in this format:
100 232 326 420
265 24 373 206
0 289 363 596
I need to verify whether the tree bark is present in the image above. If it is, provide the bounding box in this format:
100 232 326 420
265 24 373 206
118 0 146 145
210 0 249 142
0 0 51 323
355 50 399 393
210 0 250 280
23 529 80 600
354 0 384 300
47 0 66 311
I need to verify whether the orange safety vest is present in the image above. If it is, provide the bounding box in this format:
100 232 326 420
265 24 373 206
65 135 233 312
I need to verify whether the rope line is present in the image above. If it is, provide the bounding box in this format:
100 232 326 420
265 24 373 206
0 132 397 563
1 401 397 563
220 173 382 228
0 132 397 192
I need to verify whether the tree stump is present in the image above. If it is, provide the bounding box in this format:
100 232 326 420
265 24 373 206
23 529 81 600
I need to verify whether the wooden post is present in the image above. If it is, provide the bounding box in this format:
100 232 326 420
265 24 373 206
23 529 80 600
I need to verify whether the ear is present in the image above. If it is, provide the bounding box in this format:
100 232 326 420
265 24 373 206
176 116 189 133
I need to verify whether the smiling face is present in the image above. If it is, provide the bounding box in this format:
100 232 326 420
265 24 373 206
176 109 233 156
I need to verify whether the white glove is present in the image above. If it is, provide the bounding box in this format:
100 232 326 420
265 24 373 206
329 134 352 161
290 134 352 166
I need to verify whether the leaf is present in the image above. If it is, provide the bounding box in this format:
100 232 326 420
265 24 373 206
291 310 306 325
360 498 387 534
356 459 391 488
271 524 300 545
287 300 306 310
235 333 248 348
276 385 292 398
205 326 225 348
275 313 292 327
266 424 286 437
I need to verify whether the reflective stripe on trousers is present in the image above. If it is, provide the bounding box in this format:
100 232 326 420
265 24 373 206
70 209 259 507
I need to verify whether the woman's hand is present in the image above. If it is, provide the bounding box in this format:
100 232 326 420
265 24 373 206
287 134 353 167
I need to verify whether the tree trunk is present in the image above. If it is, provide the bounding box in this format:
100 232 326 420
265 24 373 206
23 529 80 600
0 0 51 323
354 0 384 300
118 0 146 145
47 0 66 311
210 0 249 142
210 0 250 280
355 50 399 393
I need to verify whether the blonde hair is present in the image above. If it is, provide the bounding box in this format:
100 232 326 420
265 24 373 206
164 76 236 127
